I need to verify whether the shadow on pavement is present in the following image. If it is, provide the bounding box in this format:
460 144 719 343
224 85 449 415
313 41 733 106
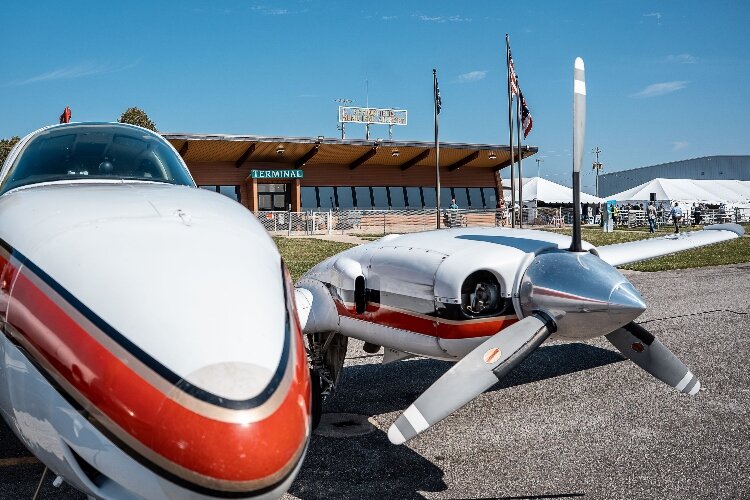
325 342 625 417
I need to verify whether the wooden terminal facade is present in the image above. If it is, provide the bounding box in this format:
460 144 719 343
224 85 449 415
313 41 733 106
163 133 537 212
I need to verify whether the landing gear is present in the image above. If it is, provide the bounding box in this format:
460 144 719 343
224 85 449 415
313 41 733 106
309 368 323 429
306 331 348 430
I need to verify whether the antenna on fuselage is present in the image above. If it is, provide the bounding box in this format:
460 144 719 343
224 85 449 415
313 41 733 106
569 57 586 252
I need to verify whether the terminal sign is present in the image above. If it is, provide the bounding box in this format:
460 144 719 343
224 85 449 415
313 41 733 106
251 169 304 179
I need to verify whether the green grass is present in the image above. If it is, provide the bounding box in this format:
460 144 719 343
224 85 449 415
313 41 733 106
544 227 750 271
274 238 355 281
275 227 750 281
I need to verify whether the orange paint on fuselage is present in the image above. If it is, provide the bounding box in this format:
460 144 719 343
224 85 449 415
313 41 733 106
334 299 518 340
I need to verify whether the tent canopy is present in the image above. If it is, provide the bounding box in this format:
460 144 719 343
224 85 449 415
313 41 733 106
607 178 750 203
503 176 603 204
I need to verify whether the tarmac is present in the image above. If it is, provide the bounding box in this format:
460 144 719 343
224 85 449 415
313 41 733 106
1 264 748 499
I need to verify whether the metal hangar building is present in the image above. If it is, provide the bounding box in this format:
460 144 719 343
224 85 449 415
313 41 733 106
162 133 537 212
599 155 750 197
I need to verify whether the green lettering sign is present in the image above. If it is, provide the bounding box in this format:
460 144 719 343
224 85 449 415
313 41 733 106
251 170 304 179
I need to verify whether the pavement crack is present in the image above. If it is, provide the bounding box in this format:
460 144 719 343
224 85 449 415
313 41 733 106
640 308 748 325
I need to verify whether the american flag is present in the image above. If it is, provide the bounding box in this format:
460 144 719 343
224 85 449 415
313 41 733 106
435 77 442 114
520 91 533 138
508 50 519 95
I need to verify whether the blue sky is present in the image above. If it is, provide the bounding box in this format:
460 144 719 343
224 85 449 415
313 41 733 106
2 1 749 192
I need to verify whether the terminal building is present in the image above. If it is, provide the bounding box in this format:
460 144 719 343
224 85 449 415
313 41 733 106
162 133 537 212
599 155 750 197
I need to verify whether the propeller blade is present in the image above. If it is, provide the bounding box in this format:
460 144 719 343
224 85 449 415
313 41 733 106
570 57 586 252
388 313 554 445
606 322 700 395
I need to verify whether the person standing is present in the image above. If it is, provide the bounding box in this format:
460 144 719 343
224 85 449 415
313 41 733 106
447 198 459 227
495 199 506 227
647 201 657 233
670 202 683 233
694 203 703 226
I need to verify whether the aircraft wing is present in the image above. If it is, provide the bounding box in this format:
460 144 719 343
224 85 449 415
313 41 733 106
596 224 744 267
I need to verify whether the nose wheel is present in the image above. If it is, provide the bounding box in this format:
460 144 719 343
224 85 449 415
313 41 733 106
306 332 349 430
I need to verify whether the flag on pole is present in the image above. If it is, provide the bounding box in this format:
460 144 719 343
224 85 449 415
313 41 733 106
59 106 71 124
435 77 442 114
508 50 519 96
520 92 533 138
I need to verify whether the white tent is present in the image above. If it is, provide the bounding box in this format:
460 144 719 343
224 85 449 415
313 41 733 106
607 178 750 204
503 177 603 204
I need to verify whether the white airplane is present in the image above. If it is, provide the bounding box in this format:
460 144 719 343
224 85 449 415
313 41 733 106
0 123 312 498
294 58 744 444
0 58 743 499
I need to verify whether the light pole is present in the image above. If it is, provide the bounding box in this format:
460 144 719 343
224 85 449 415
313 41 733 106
592 147 603 197
335 98 352 139
535 157 544 178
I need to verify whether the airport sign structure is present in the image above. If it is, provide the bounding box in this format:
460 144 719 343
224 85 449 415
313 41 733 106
338 106 408 126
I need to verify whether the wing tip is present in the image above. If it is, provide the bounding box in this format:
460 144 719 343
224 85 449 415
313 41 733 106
704 223 744 237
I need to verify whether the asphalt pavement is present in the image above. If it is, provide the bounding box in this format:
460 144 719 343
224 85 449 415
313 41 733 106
2 264 748 499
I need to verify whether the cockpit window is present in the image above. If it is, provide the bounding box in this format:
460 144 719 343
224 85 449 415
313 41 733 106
0 124 195 195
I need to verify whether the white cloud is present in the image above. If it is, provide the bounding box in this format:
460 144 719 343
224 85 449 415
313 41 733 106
251 5 289 15
10 62 136 86
672 141 689 151
667 53 697 64
644 12 662 22
631 81 687 98
458 70 487 83
417 14 471 23
381 15 398 21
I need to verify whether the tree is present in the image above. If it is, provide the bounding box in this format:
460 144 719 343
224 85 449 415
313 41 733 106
0 136 20 167
118 107 157 132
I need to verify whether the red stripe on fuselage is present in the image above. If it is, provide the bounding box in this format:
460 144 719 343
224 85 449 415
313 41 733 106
335 300 517 339
3 260 310 489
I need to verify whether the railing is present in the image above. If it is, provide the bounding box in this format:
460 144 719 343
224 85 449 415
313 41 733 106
614 207 750 228
254 207 750 236
254 207 588 235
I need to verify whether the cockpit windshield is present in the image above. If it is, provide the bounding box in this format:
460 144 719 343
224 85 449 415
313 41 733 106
0 123 195 195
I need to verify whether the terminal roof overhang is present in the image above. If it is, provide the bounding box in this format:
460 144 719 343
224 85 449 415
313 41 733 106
162 133 537 172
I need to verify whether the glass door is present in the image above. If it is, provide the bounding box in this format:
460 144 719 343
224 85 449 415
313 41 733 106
257 183 290 211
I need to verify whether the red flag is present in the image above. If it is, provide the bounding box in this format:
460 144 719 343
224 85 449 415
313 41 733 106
59 106 71 124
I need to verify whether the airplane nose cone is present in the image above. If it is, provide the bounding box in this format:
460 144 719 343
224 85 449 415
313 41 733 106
608 282 647 320
520 251 648 340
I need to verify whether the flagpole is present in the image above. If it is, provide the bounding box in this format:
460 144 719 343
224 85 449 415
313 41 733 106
506 35 516 228
516 92 523 228
434 68 441 229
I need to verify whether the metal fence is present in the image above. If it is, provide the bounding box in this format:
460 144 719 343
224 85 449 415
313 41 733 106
254 207 575 236
615 207 750 229
254 207 750 236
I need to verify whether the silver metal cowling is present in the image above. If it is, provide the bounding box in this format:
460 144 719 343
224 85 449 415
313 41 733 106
518 251 646 340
